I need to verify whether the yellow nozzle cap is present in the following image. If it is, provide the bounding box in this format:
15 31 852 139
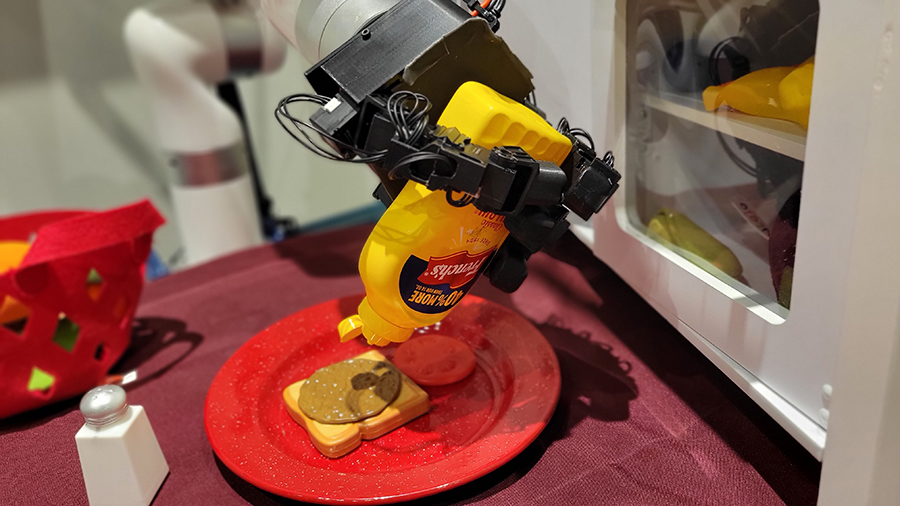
338 315 364 342
356 297 414 347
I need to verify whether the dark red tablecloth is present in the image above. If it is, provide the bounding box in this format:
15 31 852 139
0 225 820 505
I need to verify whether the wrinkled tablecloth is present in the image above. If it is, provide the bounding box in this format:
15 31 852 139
0 225 820 505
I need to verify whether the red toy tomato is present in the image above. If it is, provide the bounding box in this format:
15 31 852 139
393 334 477 386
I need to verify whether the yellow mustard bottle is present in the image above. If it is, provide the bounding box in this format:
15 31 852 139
339 82 572 346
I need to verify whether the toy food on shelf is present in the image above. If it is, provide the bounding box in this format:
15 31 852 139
0 241 31 325
647 208 744 279
703 57 815 129
393 335 476 386
769 190 801 309
778 58 815 127
283 351 430 458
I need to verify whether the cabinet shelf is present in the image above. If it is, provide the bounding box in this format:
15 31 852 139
640 92 808 161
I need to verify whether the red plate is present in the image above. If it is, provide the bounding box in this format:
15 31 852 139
205 295 560 504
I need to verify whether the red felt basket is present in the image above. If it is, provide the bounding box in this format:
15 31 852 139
0 200 164 418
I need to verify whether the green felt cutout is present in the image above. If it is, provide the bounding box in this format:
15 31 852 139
28 367 54 392
87 268 103 285
86 269 105 301
52 316 80 353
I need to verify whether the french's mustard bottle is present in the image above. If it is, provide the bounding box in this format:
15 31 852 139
339 183 508 346
339 82 572 346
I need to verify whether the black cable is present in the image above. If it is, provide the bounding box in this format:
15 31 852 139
275 93 387 164
708 37 734 86
384 91 472 207
446 190 476 208
467 0 503 29
388 151 473 207
275 88 481 212
716 130 758 177
556 117 595 151
706 36 760 180
569 128 595 151
386 91 432 145
487 0 506 15
275 90 440 167
603 151 615 168
277 94 386 162
708 36 753 86
387 152 455 180
218 82 301 239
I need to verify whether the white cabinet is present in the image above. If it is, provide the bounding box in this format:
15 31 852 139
576 0 899 465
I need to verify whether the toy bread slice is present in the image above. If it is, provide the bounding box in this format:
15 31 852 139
283 350 429 458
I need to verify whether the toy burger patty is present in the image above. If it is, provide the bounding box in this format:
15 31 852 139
297 359 402 424
283 351 430 458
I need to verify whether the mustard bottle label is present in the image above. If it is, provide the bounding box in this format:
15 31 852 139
399 248 495 314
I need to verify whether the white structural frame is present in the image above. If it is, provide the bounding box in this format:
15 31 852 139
587 0 900 480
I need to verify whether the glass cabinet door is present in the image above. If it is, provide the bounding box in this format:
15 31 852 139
624 0 819 318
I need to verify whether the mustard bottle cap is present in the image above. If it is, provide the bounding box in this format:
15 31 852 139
338 298 414 346
338 315 363 342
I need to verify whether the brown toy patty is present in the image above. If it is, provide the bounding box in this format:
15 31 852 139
298 359 401 423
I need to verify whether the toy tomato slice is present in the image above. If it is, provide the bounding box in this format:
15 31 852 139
393 335 476 386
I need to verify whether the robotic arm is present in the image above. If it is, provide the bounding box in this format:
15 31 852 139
264 0 619 290
262 0 620 345
125 0 616 345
